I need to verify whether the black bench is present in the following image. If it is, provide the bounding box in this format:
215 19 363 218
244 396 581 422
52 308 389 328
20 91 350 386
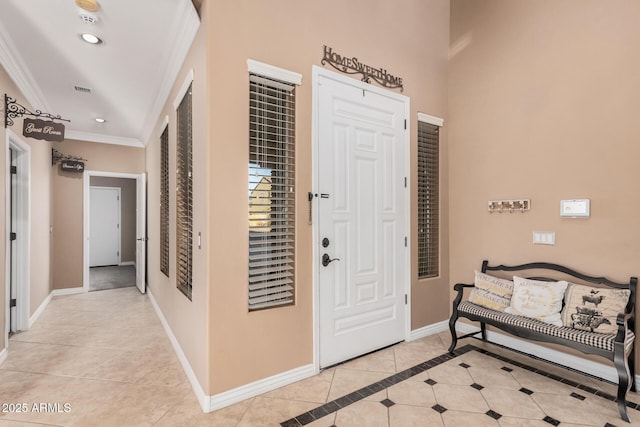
448 260 637 422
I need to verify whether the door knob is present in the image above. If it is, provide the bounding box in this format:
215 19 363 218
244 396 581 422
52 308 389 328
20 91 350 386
322 253 340 267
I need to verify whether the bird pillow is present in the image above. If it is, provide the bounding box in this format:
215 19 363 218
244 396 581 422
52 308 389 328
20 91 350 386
560 283 630 334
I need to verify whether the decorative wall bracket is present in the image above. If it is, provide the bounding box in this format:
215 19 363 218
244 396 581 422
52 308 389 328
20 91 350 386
52 148 86 166
488 199 530 213
4 94 70 128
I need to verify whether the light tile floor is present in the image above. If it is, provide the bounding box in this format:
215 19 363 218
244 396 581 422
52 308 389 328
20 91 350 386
1 287 639 426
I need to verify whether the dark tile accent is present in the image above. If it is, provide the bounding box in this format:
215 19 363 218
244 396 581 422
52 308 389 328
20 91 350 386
293 412 315 425
604 423 619 427
281 342 639 426
519 387 534 395
380 398 395 408
432 404 447 414
486 410 502 420
543 415 561 426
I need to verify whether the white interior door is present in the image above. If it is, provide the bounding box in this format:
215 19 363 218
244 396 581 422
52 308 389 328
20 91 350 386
90 187 120 267
317 72 408 368
135 172 146 293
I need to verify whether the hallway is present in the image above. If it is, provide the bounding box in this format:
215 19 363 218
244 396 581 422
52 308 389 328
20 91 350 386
2 288 640 426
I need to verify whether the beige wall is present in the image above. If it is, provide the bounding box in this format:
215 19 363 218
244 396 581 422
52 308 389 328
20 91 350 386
145 0 210 393
90 176 137 263
205 0 449 394
1 64 54 342
449 0 640 363
52 139 144 289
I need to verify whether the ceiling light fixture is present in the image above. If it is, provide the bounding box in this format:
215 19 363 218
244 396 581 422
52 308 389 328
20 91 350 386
95 118 106 123
76 0 100 13
81 33 102 44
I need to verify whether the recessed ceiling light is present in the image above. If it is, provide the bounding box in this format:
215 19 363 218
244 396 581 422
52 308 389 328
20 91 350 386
95 117 106 123
81 33 102 44
76 0 100 13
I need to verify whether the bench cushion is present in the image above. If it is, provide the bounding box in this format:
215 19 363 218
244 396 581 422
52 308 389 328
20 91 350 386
459 301 635 354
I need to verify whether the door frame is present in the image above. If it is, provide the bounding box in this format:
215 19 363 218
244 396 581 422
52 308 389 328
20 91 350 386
311 65 411 369
83 170 145 292
88 186 121 268
4 128 30 335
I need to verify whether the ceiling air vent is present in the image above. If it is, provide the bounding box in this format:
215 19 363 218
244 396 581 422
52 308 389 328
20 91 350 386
74 85 91 93
79 13 98 24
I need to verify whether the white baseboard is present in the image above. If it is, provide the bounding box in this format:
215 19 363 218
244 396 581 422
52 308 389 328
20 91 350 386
51 287 85 297
148 289 318 413
455 323 640 385
409 320 449 341
0 346 7 366
147 289 209 412
29 292 53 328
209 363 317 412
30 287 85 328
119 261 135 267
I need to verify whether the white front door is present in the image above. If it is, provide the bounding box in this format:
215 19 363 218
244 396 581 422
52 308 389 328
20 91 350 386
135 172 146 293
90 187 120 267
317 70 409 368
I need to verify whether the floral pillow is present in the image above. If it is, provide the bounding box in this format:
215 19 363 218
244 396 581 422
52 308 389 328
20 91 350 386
468 271 514 312
560 283 630 334
505 277 568 326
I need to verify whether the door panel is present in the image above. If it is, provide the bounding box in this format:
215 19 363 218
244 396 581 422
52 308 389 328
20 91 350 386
318 74 408 368
90 187 120 267
135 172 146 293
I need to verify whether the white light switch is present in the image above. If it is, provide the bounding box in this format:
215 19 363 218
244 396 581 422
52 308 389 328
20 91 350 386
533 231 555 245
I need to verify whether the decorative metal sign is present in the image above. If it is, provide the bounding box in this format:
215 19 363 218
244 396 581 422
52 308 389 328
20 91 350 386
23 117 65 142
4 94 69 140
60 159 85 173
321 45 404 92
52 148 87 171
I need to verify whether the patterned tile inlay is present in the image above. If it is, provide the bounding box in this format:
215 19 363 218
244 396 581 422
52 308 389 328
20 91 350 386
432 404 448 414
280 344 640 426
486 409 502 420
543 415 561 426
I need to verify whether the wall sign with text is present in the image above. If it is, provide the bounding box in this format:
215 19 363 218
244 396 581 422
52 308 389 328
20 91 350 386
23 118 65 142
321 45 404 92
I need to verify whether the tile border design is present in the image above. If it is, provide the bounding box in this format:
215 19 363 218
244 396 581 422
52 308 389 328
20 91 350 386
281 343 640 426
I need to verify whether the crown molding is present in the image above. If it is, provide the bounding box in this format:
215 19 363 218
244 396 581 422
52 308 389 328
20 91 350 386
0 19 50 114
64 130 144 148
139 0 200 146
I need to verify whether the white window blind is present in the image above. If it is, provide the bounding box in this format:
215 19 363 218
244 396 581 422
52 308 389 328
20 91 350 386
418 120 439 279
176 82 193 299
160 124 170 278
248 73 296 311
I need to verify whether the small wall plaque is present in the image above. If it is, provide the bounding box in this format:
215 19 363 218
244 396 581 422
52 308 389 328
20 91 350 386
60 160 85 173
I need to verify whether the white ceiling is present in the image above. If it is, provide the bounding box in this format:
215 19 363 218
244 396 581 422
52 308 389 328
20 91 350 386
0 0 200 147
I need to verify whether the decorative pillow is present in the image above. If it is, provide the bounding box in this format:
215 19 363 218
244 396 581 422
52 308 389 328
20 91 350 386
468 271 514 312
560 283 630 334
505 277 568 326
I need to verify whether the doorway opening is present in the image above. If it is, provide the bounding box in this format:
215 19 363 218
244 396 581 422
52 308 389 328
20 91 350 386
5 128 30 338
83 171 146 294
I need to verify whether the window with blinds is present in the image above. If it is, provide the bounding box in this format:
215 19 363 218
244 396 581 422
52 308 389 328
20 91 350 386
248 74 296 311
418 120 439 279
176 83 193 299
160 124 170 278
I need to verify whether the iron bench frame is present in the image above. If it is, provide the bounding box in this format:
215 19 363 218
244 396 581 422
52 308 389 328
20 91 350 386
448 260 637 422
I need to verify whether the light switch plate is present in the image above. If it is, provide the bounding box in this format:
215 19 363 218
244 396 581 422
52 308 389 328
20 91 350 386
533 231 555 245
560 199 590 218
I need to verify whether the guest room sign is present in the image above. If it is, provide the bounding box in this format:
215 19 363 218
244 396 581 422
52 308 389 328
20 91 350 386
23 118 65 142
321 45 404 92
